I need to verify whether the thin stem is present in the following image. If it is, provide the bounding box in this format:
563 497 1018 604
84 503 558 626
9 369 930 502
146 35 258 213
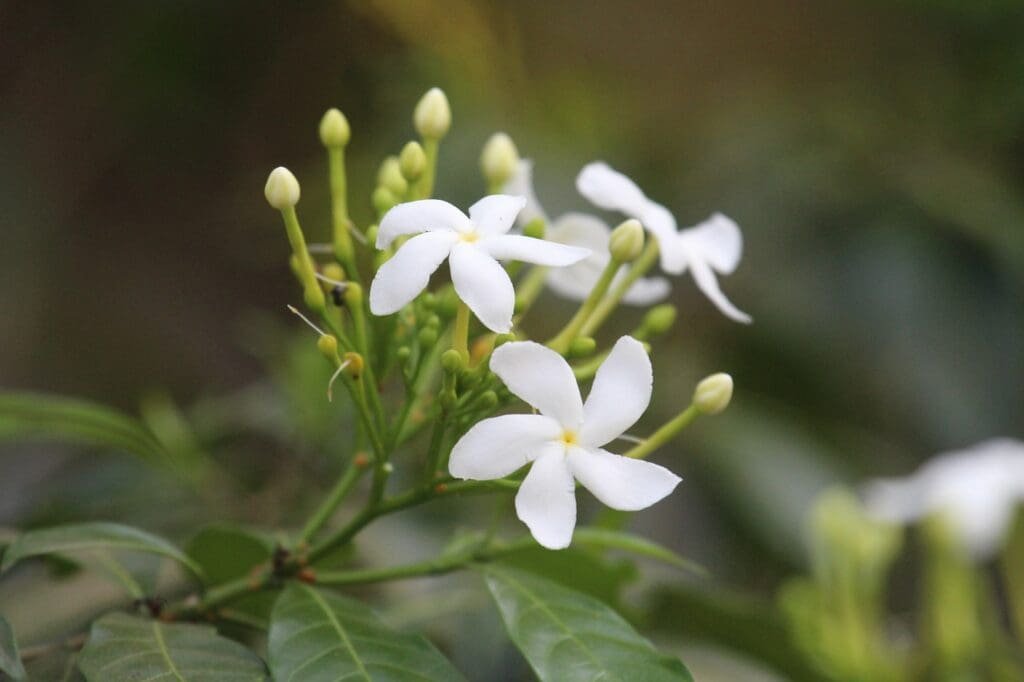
623 404 701 460
548 257 621 354
453 300 470 361
327 146 360 283
281 206 326 313
580 238 660 338
298 461 366 543
415 138 440 199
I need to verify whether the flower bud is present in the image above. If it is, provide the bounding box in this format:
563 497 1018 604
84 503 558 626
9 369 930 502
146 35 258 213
478 391 499 410
568 336 596 358
377 156 408 197
397 346 412 363
372 186 398 216
264 167 300 209
343 351 364 378
441 348 465 373
523 218 545 240
643 304 677 335
321 263 345 283
399 141 427 182
319 108 350 148
413 87 451 139
480 132 519 188
364 224 379 245
608 219 644 262
418 326 438 348
693 373 733 415
342 281 363 309
317 334 340 363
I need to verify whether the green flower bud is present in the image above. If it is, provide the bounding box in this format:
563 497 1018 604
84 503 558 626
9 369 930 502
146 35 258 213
523 218 545 240
399 141 427 182
364 224 379 245
396 346 411 362
441 348 465 373
568 336 597 358
480 132 519 188
342 281 363 308
321 263 345 283
425 314 441 329
316 334 340 363
478 390 499 410
319 108 350 148
378 156 408 197
643 304 677 335
264 167 300 209
414 87 451 139
372 186 398 216
693 373 733 415
418 326 438 348
420 291 437 310
608 219 645 262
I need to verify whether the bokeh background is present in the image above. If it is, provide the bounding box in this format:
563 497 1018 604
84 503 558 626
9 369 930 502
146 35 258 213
2 1 1023 679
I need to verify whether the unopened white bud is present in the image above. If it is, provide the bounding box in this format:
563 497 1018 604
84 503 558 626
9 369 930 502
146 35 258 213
480 132 519 187
319 108 350 147
264 167 301 209
414 87 451 139
608 219 645 262
693 373 733 415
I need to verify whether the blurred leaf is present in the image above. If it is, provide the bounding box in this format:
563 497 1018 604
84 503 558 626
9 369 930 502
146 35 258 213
78 612 267 681
186 524 276 622
498 544 636 605
0 615 27 681
573 527 707 576
267 583 465 681
1002 509 1024 644
483 564 693 681
1 522 202 579
0 392 168 465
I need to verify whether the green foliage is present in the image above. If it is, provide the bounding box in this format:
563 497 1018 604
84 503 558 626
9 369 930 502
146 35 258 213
267 583 465 681
0 615 27 681
483 564 693 681
0 522 202 579
571 528 706 576
186 524 277 624
78 612 267 681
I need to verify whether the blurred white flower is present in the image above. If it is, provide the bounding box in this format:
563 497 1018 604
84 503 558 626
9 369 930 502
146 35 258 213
863 438 1024 559
369 196 589 333
449 336 681 549
576 162 751 323
504 160 670 305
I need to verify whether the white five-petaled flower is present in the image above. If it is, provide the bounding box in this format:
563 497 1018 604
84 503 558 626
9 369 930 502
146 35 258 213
448 336 682 549
504 160 670 305
369 195 589 333
863 438 1024 560
576 162 751 324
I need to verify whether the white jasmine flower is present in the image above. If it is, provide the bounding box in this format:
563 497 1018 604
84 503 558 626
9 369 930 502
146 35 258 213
449 336 681 549
369 195 589 333
576 162 751 323
864 438 1024 559
504 160 670 305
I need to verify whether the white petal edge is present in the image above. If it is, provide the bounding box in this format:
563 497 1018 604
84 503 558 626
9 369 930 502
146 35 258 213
449 243 515 333
515 447 577 550
576 162 650 218
468 194 526 236
449 414 562 480
377 199 470 248
489 340 584 429
680 212 743 274
547 212 612 252
569 447 681 511
369 231 458 315
481 234 590 266
578 336 652 448
545 260 607 302
688 257 752 324
619 272 672 306
503 160 549 227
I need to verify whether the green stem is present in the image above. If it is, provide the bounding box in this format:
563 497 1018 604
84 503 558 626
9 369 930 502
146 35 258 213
453 301 470 361
281 206 326 313
623 404 701 460
298 461 366 543
514 265 549 316
327 147 359 283
580 239 659 338
548 257 621 354
415 138 440 199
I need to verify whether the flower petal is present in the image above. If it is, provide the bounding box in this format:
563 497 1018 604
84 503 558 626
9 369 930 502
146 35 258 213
680 212 743 274
368 231 458 315
515 447 577 550
490 340 584 428
481 234 590 266
504 159 549 227
568 447 681 511
449 414 563 480
547 212 612 251
468 194 526 236
576 162 650 218
545 261 606 302
641 203 685 269
449 243 515 333
579 336 652 447
377 199 470 248
619 274 671 305
688 257 752 324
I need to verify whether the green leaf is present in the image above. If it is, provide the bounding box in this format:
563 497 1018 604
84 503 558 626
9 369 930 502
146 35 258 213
483 564 693 682
78 612 267 681
0 615 27 681
268 583 465 681
0 391 168 464
499 544 636 605
186 525 276 624
572 528 707 576
1 522 203 579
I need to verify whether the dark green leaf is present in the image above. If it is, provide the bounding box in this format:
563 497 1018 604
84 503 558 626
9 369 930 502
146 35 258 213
0 391 168 464
268 583 465 681
1 522 203 579
572 528 707 576
498 544 636 604
78 612 267 681
0 615 27 680
483 564 693 682
186 525 276 624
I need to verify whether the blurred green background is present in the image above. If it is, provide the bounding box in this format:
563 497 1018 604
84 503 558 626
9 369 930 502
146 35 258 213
2 1 1023 679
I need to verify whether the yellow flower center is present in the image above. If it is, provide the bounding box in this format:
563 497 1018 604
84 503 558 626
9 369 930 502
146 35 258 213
459 231 480 243
559 430 578 447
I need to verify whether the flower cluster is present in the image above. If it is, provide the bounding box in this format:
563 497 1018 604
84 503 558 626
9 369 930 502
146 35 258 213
264 87 746 549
